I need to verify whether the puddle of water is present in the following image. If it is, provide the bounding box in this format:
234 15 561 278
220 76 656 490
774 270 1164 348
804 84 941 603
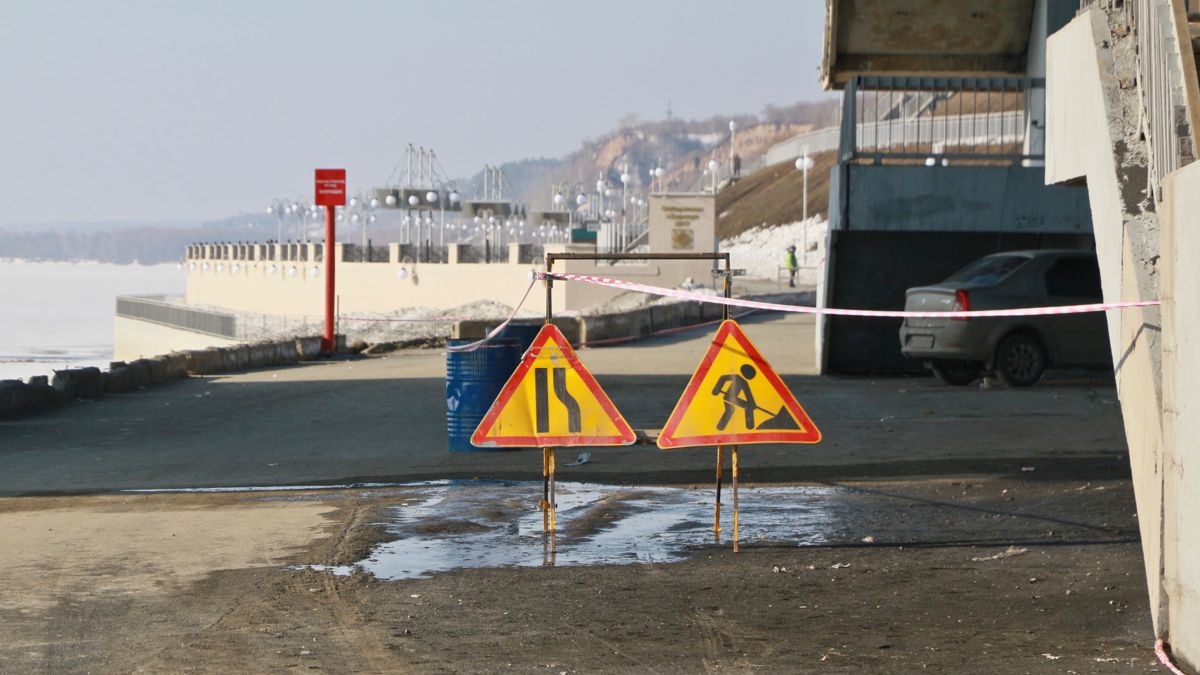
304 481 841 580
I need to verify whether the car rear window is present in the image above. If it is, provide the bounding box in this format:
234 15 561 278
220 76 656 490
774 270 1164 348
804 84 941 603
944 255 1029 286
1044 255 1102 299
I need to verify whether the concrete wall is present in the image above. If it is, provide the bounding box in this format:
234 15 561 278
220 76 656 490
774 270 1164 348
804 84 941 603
1160 162 1200 670
187 241 715 318
187 243 558 316
1045 9 1198 666
839 164 1092 234
819 162 1093 373
823 230 1093 372
115 316 240 362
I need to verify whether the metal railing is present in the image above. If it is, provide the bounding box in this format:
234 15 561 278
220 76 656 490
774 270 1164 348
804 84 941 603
763 126 841 165
840 76 1045 163
1080 0 1199 195
117 295 237 339
1136 0 1198 194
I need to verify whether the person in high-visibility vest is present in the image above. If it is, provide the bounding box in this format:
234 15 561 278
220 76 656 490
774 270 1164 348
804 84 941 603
785 245 799 288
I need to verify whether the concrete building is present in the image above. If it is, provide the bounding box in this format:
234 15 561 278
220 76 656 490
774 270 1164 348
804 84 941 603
817 0 1094 374
822 0 1200 667
1043 0 1200 668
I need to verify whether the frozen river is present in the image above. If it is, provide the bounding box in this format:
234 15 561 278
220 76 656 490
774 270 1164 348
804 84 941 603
0 262 184 382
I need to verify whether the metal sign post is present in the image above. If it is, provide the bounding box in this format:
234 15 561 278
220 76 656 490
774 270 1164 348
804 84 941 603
315 169 346 354
544 251 736 542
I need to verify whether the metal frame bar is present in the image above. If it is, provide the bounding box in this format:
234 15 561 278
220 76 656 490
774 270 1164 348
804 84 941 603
543 251 733 325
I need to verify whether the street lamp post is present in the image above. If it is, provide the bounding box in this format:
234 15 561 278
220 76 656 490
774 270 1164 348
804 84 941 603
795 147 816 265
729 120 737 176
619 167 630 250
266 199 292 243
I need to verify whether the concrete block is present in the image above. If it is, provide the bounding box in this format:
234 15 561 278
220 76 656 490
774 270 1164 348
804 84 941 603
51 367 103 399
0 380 27 418
247 343 272 369
580 310 652 345
163 353 189 379
234 346 252 370
127 359 152 388
23 381 60 412
452 318 581 346
296 336 322 361
144 357 170 384
186 348 224 375
649 302 687 332
104 365 135 394
275 341 299 366
51 370 77 399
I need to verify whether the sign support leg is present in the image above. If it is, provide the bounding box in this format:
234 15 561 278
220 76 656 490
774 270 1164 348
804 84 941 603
732 445 740 553
542 447 550 533
714 445 723 540
549 447 557 532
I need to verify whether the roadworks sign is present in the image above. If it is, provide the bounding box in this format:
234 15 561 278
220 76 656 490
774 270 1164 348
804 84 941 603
657 320 821 449
472 324 636 448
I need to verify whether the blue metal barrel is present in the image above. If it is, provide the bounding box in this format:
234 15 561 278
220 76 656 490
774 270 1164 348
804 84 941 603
498 323 544 357
445 338 522 452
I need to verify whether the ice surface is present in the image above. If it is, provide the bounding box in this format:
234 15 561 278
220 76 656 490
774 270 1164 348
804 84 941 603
0 261 183 381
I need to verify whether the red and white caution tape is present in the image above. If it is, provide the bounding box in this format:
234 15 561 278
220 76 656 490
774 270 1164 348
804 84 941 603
444 276 540 353
1156 640 1186 675
338 316 466 323
540 272 1160 319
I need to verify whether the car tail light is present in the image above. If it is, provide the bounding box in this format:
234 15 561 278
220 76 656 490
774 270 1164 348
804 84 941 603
952 289 971 320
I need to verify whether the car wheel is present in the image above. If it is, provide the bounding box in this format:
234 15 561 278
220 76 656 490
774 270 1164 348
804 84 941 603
929 360 982 386
994 333 1046 387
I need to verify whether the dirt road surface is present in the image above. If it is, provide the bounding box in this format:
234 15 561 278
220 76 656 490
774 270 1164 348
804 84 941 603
0 478 1156 673
0 313 1163 672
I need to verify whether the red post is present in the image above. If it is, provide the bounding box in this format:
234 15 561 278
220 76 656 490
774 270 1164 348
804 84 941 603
315 168 345 353
322 204 336 353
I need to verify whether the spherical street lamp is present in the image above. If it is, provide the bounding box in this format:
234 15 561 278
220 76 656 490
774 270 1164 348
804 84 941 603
408 195 420 206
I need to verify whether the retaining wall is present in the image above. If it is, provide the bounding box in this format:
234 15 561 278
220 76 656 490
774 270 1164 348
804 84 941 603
0 335 331 421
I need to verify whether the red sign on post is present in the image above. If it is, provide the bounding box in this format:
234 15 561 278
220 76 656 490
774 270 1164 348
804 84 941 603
314 168 346 206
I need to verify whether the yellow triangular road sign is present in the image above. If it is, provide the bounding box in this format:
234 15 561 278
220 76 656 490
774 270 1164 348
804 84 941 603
657 320 821 449
472 324 636 447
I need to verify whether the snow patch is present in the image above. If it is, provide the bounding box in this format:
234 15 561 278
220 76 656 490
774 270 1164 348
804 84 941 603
720 218 827 286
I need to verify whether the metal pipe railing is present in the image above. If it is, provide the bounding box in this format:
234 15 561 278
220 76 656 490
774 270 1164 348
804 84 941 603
839 76 1045 164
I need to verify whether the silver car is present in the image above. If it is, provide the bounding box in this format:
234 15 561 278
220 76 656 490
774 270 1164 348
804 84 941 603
899 250 1110 386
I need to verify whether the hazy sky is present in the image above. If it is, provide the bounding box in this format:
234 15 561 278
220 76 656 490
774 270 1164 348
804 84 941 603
0 1 828 226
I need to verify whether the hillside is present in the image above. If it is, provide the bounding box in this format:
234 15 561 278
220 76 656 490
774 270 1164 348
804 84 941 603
714 150 837 239
461 100 838 208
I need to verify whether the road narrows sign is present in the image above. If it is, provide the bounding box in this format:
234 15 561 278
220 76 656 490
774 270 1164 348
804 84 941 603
472 324 636 447
657 320 821 449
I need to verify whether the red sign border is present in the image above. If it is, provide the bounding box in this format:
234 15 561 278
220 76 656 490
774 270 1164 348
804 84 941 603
471 324 636 447
657 320 822 449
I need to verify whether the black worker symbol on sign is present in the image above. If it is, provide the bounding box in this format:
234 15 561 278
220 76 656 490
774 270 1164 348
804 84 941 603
711 363 801 431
